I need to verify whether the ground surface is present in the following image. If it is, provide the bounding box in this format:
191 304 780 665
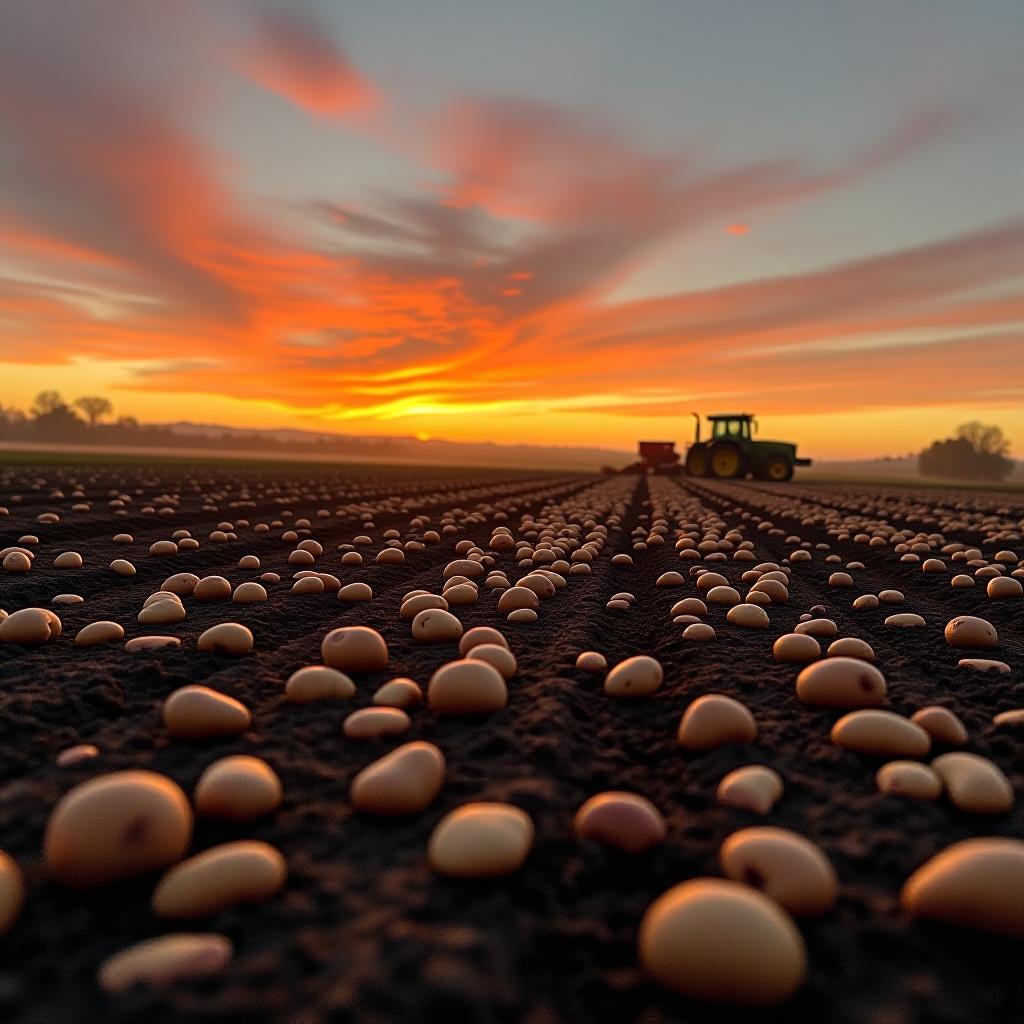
0 460 1022 1024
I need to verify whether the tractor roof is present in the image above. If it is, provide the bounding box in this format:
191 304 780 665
707 412 753 420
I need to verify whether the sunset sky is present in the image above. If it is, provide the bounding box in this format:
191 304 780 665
1 1 1023 458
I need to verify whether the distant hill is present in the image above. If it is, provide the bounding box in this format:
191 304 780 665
798 455 1023 482
158 421 635 471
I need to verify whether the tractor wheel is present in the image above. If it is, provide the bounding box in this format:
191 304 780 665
685 446 708 477
708 442 744 479
761 456 794 482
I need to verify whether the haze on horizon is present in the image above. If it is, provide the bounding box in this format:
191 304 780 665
1 0 1023 460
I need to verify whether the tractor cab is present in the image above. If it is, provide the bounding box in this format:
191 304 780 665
708 414 754 442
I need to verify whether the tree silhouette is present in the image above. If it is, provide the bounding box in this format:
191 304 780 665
31 390 66 417
920 423 1014 481
956 421 1010 458
73 395 113 428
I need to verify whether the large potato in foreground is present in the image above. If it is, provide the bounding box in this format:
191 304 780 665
639 878 806 1005
45 770 193 887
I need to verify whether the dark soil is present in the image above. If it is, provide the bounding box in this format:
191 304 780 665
0 461 1022 1024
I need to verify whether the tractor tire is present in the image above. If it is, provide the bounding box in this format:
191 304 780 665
685 446 709 477
760 456 794 482
708 442 744 479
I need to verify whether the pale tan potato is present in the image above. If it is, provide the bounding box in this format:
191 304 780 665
518 574 556 599
795 658 887 708
233 581 268 603
458 626 509 656
497 586 540 615
831 711 931 758
411 608 463 643
373 677 422 708
717 765 784 814
944 616 998 648
163 686 251 739
97 934 233 993
2 551 32 573
601 653 664 697
987 576 1023 599
428 803 534 878
194 756 282 821
139 600 187 625
575 651 607 673
748 579 788 604
678 695 757 751
468 643 516 679
193 576 231 601
197 622 253 654
442 558 485 580
773 633 820 663
706 585 741 606
338 582 373 602
400 594 448 618
573 792 666 853
727 603 770 628
682 622 716 641
75 620 124 646
45 770 192 887
638 878 806 1005
911 707 968 746
162 573 199 596
0 607 62 644
152 840 287 918
350 741 445 815
322 626 387 673
957 658 1010 674
902 838 1024 937
931 752 1013 814
285 666 355 702
125 635 181 652
794 618 838 638
719 826 838 916
876 761 942 800
884 612 926 628
670 598 707 617
53 551 83 569
507 608 538 624
56 743 100 766
826 637 875 661
343 707 411 740
0 851 25 936
428 659 507 715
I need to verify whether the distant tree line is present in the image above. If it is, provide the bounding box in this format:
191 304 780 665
919 422 1015 481
0 392 410 456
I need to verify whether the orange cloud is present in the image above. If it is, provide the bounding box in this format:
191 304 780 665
238 7 377 117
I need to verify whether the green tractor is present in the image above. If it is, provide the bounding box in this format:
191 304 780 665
684 413 811 481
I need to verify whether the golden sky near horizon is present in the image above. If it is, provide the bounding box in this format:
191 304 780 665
1 3 1023 459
